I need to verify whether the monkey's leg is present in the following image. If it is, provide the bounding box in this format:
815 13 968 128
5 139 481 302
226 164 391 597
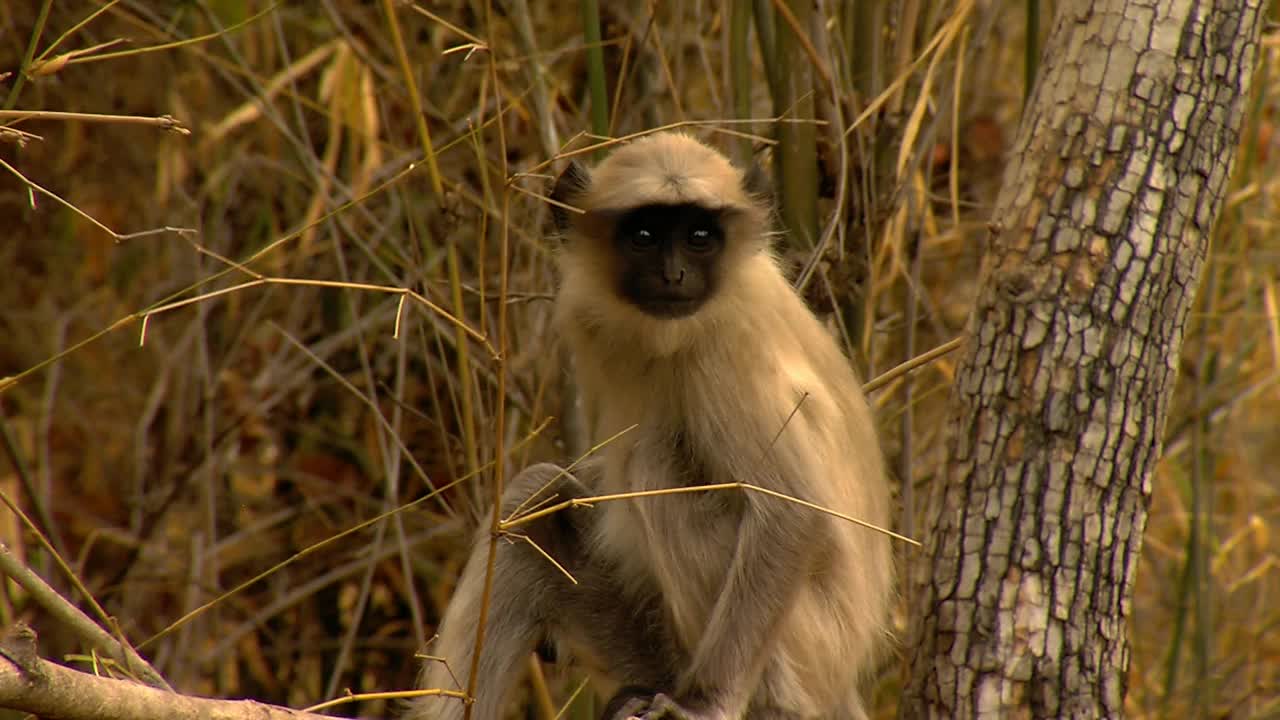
558 557 676 699
409 463 673 720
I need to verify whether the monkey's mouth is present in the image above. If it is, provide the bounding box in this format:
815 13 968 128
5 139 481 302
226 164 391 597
636 297 704 319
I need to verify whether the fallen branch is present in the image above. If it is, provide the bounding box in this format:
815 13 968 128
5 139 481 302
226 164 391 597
0 623 354 720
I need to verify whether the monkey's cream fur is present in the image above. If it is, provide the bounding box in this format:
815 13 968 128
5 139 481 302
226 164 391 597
408 131 893 720
555 132 894 717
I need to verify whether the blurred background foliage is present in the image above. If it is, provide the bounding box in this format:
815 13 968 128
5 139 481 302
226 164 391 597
0 1 1276 718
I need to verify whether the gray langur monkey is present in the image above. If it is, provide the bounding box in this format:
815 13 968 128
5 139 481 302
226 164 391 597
407 132 894 720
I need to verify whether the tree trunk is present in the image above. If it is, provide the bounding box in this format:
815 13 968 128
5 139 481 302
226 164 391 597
900 1 1264 718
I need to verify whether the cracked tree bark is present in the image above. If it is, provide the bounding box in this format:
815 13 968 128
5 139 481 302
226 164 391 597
900 1 1264 718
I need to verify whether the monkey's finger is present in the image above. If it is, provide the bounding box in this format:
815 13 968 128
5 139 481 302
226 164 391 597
637 693 686 719
605 695 651 720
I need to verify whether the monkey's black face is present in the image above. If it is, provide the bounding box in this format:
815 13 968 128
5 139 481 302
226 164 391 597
612 203 725 319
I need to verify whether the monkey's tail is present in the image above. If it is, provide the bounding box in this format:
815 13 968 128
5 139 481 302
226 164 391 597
406 463 589 720
405 532 544 720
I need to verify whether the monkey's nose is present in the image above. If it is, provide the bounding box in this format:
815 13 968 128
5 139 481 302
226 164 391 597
663 261 686 285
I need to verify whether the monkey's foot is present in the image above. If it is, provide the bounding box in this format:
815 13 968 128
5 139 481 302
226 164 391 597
613 693 726 720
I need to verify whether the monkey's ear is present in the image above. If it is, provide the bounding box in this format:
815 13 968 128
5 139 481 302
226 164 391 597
550 160 591 234
742 162 774 204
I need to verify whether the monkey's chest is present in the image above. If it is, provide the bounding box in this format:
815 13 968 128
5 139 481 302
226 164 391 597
596 424 744 599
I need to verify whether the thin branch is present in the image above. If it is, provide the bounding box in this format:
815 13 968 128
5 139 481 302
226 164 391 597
138 472 474 651
0 152 469 396
54 3 280 69
515 117 816 181
0 544 170 691
0 110 190 134
0 157 196 241
0 489 122 658
501 482 920 548
303 688 464 714
136 277 492 356
863 336 964 394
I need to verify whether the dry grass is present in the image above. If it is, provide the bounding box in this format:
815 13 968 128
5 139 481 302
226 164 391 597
0 2 1276 718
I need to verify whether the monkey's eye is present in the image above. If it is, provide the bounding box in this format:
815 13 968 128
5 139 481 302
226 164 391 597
628 228 659 251
686 227 719 253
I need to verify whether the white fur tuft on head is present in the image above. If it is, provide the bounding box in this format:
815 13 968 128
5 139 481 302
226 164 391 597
582 132 760 215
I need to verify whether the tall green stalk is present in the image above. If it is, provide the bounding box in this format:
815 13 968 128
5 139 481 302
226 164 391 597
729 0 753 164
581 0 610 144
1024 0 1040 105
768 0 818 248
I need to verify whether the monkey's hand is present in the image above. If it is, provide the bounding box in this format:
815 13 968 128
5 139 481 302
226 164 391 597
605 692 730 720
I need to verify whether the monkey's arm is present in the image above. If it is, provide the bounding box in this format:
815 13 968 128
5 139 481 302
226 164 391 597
679 482 818 714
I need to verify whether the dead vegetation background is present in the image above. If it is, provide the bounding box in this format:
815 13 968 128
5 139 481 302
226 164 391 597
0 2 1276 718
